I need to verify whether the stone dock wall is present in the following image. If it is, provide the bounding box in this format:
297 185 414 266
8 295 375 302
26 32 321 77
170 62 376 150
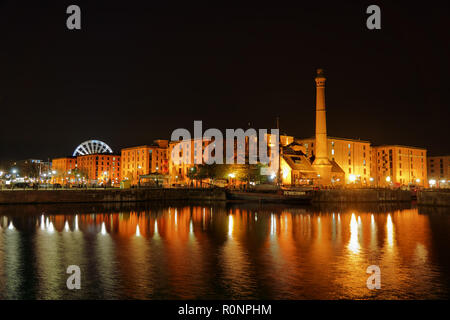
417 190 450 207
0 188 226 204
312 189 411 203
0 188 418 205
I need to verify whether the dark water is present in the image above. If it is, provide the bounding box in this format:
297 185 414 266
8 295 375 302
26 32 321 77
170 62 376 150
0 202 449 299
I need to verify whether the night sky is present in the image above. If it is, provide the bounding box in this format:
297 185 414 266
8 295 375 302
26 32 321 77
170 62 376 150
0 1 449 161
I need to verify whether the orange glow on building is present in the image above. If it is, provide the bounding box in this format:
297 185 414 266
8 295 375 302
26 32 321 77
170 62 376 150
371 145 427 187
168 138 212 184
299 137 371 185
51 157 77 184
76 153 121 185
120 140 169 185
427 155 449 188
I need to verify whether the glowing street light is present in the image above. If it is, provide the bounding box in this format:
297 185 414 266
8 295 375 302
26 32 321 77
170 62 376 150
386 176 391 183
349 174 356 182
416 178 420 183
429 179 436 186
228 173 235 179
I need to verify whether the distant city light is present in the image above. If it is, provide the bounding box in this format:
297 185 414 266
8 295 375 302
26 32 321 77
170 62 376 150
349 174 356 182
386 176 391 182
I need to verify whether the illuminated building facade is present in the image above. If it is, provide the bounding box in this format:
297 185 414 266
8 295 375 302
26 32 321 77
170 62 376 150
298 137 371 185
52 157 76 173
76 153 121 185
120 140 169 185
280 142 318 185
51 157 77 184
51 154 121 185
371 145 427 187
168 138 212 184
427 155 449 188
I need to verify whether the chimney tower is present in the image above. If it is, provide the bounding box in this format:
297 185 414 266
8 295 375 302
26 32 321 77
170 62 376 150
312 68 332 185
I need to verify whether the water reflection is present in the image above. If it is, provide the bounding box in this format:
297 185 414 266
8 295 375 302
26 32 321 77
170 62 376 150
348 213 360 254
0 202 449 299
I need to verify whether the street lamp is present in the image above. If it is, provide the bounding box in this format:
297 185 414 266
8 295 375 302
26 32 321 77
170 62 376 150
228 173 236 188
386 176 391 182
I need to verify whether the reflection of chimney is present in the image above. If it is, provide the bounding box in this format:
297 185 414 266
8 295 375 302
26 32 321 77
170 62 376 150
312 68 332 184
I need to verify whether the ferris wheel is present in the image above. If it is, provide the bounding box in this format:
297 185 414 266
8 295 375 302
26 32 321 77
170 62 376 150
73 140 113 156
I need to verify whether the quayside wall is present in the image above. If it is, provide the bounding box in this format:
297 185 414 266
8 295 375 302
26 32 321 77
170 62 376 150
0 188 226 205
312 189 411 203
0 188 416 205
417 190 450 207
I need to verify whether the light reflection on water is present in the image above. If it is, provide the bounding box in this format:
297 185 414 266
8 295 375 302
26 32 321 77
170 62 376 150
0 202 449 299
